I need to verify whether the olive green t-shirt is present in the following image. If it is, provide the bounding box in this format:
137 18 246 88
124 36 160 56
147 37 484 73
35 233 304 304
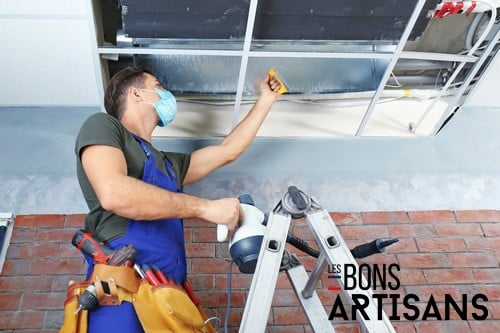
75 112 191 242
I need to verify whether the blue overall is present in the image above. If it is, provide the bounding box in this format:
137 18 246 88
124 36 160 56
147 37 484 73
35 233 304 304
86 135 187 333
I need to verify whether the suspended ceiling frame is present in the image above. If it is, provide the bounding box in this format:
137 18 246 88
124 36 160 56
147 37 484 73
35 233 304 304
94 0 500 137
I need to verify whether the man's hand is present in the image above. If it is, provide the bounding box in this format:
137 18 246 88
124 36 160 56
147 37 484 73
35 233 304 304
201 198 242 231
259 74 283 103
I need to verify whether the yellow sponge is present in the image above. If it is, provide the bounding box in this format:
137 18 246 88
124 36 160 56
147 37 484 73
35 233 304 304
267 68 289 94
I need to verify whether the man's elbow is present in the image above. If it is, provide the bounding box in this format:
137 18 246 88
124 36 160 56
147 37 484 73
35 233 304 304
222 145 244 164
225 152 239 164
97 188 122 213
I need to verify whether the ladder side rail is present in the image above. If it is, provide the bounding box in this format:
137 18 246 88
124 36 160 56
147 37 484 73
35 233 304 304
239 211 291 333
305 208 396 333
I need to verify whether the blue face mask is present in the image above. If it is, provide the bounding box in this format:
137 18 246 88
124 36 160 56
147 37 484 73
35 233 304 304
140 88 177 127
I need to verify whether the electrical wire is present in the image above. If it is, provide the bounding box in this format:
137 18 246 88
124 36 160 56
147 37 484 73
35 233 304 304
385 72 403 88
224 259 235 333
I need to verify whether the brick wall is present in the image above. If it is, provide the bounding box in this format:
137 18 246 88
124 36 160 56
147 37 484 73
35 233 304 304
0 211 498 332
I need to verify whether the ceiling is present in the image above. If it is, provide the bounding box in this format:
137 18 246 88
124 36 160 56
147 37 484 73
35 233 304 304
1 0 499 138
97 0 500 137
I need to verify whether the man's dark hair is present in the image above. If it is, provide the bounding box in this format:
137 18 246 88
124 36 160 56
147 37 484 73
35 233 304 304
104 66 154 119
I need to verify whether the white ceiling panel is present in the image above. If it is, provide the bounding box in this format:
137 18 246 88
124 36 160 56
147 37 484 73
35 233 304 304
0 17 100 106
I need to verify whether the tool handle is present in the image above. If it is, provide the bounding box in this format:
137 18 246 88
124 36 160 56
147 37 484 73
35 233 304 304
72 230 136 267
351 238 399 259
142 264 160 286
108 244 137 267
287 186 307 210
217 224 229 242
72 230 115 264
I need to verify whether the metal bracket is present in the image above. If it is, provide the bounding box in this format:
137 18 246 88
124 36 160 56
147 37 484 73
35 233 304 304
0 213 14 275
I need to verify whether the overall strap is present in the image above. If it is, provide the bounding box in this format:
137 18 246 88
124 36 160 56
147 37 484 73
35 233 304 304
131 133 177 181
131 134 152 159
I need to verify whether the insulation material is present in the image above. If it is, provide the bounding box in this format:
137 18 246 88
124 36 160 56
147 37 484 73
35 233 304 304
133 55 391 95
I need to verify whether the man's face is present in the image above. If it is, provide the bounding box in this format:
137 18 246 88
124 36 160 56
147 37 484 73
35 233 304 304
141 74 165 102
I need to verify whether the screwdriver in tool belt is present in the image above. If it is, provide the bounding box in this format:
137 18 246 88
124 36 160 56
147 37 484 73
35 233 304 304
142 264 160 286
151 265 169 284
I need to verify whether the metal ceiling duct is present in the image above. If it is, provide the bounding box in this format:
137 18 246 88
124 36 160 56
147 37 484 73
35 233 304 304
109 0 441 95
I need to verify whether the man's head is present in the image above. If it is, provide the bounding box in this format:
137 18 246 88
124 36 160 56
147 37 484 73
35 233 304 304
104 66 155 119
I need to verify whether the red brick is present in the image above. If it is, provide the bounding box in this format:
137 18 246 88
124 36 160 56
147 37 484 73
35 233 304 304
186 274 214 291
289 225 316 242
434 224 483 237
455 210 500 223
408 210 456 223
276 274 294 289
359 253 398 266
487 301 500 319
52 275 86 292
0 276 53 292
30 258 84 275
43 310 65 331
15 215 65 228
20 292 65 309
192 228 218 243
473 269 500 283
392 322 416 333
215 274 253 290
267 325 306 333
191 258 232 274
273 307 308 325
11 227 36 243
316 289 337 306
0 310 44 329
449 253 498 268
415 321 470 333
387 224 437 238
398 269 426 286
1 259 30 275
183 228 192 242
339 225 389 239
36 228 75 242
424 269 476 284
183 217 211 228
416 238 466 252
397 253 449 269
465 237 500 251
271 289 301 307
457 285 500 301
383 237 418 253
7 243 59 259
0 293 21 310
434 223 483 237
329 212 363 225
404 285 461 301
330 324 361 333
469 320 500 333
198 290 246 307
361 211 409 224
482 224 500 236
215 308 244 330
186 243 215 258
58 243 82 258
215 242 231 258
64 214 85 227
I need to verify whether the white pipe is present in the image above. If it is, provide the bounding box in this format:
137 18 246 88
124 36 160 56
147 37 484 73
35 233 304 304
466 12 485 49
